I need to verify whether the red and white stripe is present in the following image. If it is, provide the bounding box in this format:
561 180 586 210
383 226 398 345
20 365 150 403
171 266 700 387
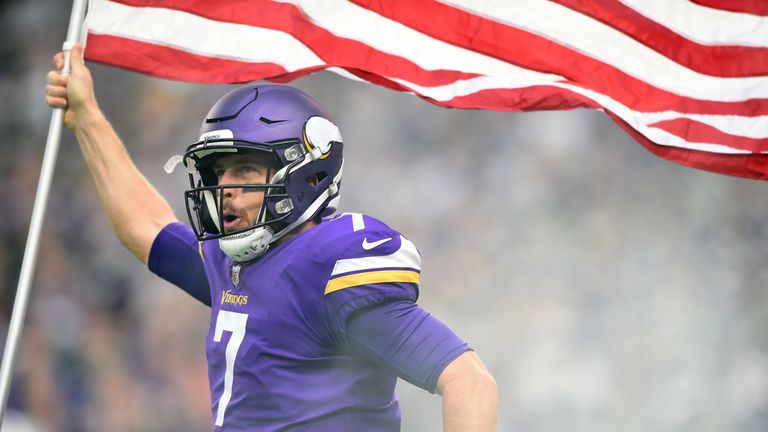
83 0 768 179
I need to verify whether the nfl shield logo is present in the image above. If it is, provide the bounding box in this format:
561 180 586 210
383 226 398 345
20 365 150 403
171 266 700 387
231 264 241 288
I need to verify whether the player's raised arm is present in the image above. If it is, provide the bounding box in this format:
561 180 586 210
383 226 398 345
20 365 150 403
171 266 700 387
45 43 176 263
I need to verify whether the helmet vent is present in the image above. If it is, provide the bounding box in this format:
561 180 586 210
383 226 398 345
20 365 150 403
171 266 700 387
259 116 286 125
205 88 259 123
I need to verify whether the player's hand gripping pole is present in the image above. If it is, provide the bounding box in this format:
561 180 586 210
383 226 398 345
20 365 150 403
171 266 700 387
0 0 89 425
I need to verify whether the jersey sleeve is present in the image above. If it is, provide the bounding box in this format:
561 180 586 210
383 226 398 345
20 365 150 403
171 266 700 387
147 222 211 306
346 300 470 393
319 214 421 341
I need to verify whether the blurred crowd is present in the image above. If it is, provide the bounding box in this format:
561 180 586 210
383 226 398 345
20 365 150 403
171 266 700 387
2 1 768 431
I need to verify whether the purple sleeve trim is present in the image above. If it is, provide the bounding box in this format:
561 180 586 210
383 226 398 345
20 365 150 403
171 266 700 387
148 222 211 306
345 300 469 393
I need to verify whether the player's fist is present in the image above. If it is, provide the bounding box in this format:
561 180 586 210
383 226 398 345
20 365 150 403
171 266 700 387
45 43 98 130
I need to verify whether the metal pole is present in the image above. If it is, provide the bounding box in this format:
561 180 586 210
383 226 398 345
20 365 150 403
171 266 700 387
0 0 89 425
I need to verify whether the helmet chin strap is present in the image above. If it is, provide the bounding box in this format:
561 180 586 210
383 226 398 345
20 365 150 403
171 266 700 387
218 226 273 262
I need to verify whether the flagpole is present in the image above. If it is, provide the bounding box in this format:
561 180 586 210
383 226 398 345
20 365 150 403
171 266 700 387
0 0 89 425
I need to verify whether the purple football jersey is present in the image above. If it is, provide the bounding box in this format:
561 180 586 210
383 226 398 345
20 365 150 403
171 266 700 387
198 213 420 431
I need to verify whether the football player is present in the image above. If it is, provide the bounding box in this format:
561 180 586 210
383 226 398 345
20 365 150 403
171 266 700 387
46 43 498 431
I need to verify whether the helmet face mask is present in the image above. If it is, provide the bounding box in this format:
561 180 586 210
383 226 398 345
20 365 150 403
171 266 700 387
182 138 292 241
169 84 344 261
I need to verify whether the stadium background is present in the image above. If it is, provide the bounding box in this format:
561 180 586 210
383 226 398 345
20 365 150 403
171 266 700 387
2 1 768 430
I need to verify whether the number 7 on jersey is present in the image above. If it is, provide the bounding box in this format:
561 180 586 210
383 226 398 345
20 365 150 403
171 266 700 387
213 310 248 426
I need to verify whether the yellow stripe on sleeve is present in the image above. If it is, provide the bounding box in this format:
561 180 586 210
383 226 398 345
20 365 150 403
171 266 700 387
198 241 204 262
324 270 420 295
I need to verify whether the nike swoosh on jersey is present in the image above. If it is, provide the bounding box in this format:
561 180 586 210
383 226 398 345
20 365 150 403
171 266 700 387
361 237 393 250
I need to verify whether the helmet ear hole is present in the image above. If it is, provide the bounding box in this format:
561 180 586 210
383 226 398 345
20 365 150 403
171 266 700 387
306 172 327 188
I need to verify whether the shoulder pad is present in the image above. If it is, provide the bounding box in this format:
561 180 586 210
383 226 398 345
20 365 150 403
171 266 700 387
317 213 421 295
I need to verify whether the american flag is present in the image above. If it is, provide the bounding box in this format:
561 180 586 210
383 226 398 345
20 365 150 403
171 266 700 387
83 0 768 179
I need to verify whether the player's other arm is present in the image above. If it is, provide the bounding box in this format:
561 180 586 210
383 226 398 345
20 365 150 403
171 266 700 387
436 350 498 432
345 299 498 432
45 43 176 263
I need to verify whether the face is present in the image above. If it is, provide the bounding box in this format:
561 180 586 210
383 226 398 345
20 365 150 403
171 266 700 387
213 153 273 233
